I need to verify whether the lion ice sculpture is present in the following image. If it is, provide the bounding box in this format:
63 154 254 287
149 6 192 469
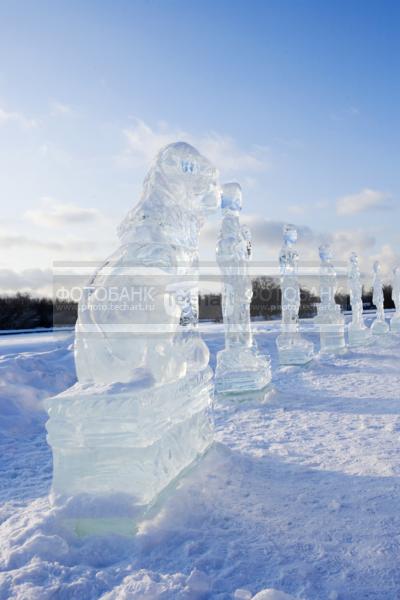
46 142 220 534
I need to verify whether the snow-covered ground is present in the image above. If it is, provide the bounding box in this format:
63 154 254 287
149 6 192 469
1 319 400 599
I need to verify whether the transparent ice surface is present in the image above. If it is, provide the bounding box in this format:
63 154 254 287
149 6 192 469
371 261 389 335
46 142 220 531
390 266 400 333
214 183 271 394
314 245 346 354
276 224 314 365
347 252 371 346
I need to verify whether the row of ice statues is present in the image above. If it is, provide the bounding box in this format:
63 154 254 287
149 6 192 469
215 195 400 383
274 228 400 364
45 143 400 535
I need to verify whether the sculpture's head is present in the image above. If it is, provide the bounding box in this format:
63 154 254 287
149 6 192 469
241 225 251 243
319 244 332 263
349 252 359 266
118 142 220 242
154 142 220 215
373 260 381 274
283 224 298 245
221 182 242 213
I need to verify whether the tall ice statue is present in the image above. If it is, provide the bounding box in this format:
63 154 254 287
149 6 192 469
371 260 389 335
390 266 400 333
276 224 314 365
347 252 371 346
314 244 346 354
46 142 220 535
214 183 271 395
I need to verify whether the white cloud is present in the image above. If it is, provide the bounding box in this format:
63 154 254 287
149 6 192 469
288 204 306 215
50 101 74 116
0 268 52 295
328 229 376 256
200 215 317 265
370 244 400 282
24 198 104 228
314 200 329 210
117 119 270 176
336 188 392 216
0 231 116 254
0 232 63 251
199 213 395 290
0 106 37 129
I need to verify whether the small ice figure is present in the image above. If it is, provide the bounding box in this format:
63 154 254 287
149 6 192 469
371 260 389 335
45 142 220 535
390 266 400 333
276 224 314 365
214 183 271 395
347 252 371 347
314 244 346 354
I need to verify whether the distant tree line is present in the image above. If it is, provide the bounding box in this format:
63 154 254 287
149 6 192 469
200 277 319 322
0 294 77 330
0 281 396 330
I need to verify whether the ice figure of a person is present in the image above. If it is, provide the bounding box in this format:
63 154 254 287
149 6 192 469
371 260 389 335
45 142 220 535
347 252 371 346
390 266 400 333
314 244 346 353
214 182 271 395
276 224 314 365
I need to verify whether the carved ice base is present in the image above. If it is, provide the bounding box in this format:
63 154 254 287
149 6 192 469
214 346 271 394
348 323 372 347
315 308 346 354
45 368 213 535
390 315 400 334
319 327 346 354
276 332 314 366
371 318 389 336
215 386 276 406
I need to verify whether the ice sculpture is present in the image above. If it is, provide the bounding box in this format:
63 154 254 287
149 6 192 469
276 224 314 365
371 260 389 335
314 245 346 353
46 142 220 534
390 266 400 333
214 183 271 394
347 252 371 346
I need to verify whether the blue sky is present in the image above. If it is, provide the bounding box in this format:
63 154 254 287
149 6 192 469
0 0 399 293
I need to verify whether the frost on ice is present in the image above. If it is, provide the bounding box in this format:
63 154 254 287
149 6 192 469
45 142 220 534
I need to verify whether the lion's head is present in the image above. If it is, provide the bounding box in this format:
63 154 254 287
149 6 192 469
118 142 220 243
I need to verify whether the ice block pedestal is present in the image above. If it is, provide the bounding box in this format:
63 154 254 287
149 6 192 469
215 346 271 394
46 369 213 535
